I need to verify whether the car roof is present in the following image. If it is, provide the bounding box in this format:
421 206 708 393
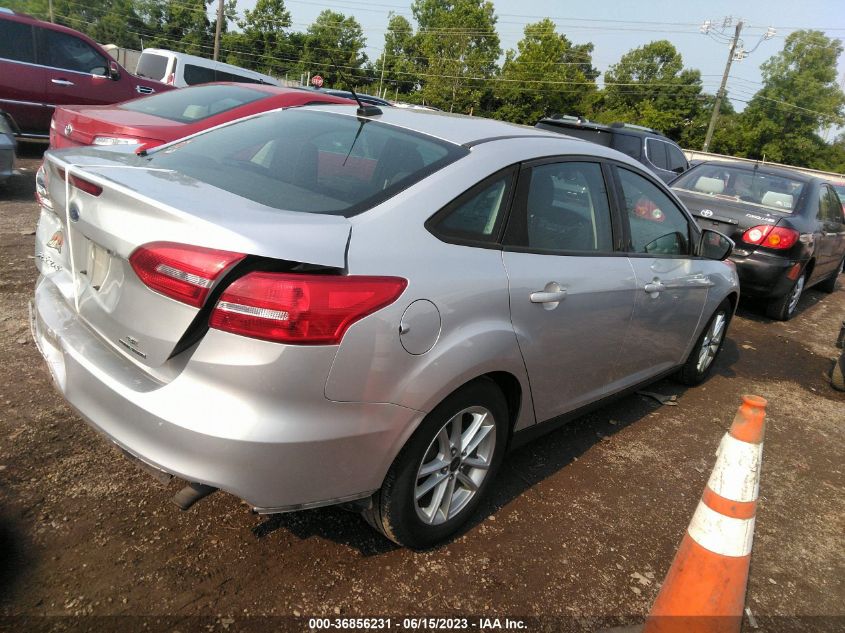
692 160 816 183
537 117 670 141
305 104 567 147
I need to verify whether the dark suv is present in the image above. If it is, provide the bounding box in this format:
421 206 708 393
536 115 690 183
0 8 172 141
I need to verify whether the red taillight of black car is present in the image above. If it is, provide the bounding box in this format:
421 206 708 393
742 225 799 250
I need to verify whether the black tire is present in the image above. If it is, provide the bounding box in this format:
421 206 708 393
674 300 732 386
363 378 509 549
816 257 844 294
766 271 806 321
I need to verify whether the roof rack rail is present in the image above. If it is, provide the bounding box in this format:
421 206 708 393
550 114 590 123
610 121 662 134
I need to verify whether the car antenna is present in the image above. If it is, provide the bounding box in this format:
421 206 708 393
327 53 382 118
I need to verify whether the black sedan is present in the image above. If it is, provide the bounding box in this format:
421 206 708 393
672 161 845 320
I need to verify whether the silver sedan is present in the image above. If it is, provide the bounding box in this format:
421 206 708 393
31 104 739 548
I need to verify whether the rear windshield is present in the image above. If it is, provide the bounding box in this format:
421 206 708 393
673 164 806 213
136 53 168 80
147 109 467 216
119 84 266 123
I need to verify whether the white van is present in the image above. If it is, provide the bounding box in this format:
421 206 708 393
135 49 280 88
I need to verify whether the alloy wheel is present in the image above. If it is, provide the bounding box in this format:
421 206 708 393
414 405 496 526
696 311 727 374
787 274 806 315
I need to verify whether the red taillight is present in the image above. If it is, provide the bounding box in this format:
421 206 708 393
209 272 408 345
129 242 245 308
741 224 799 250
56 168 103 197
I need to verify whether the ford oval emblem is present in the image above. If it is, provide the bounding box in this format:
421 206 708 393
64 123 73 137
69 203 80 222
700 209 714 218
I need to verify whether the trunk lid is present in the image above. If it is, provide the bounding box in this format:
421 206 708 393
39 149 351 371
672 188 788 253
53 106 175 146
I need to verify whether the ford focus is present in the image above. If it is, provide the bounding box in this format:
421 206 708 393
31 104 739 547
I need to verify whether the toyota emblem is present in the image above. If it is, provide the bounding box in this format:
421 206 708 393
64 123 73 137
700 209 714 218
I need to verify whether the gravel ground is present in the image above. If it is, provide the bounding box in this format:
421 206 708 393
1 150 843 633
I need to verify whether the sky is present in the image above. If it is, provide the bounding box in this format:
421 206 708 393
233 0 845 117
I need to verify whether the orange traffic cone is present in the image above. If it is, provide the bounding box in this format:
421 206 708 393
643 395 767 633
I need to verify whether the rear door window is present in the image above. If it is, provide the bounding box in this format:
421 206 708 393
147 109 467 216
183 64 215 85
39 28 108 75
820 186 843 224
666 143 688 172
0 19 35 63
646 139 668 170
504 161 614 253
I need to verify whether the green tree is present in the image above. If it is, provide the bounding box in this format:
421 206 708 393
137 0 215 57
298 10 367 90
492 19 598 125
412 0 501 113
375 13 420 98
598 40 704 142
735 30 845 168
222 0 293 76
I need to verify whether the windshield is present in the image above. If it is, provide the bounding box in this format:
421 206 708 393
673 164 806 213
147 109 467 216
119 84 266 123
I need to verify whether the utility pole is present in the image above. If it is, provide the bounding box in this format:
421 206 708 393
213 0 224 61
703 19 743 152
378 50 386 99
48 0 54 23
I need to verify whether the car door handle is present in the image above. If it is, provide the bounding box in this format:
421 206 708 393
51 79 75 86
643 281 666 294
530 289 567 303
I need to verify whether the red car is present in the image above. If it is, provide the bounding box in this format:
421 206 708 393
0 9 172 141
50 83 355 152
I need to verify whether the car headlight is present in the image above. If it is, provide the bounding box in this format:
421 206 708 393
92 137 141 146
50 118 56 131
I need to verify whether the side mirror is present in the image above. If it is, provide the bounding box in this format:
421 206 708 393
108 61 121 81
672 165 686 174
699 229 733 261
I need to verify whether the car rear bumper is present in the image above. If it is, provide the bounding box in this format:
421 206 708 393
30 276 423 511
730 250 804 299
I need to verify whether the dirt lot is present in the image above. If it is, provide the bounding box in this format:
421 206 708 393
1 151 843 632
